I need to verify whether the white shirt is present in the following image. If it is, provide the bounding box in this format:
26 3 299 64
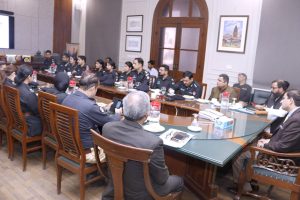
148 68 158 78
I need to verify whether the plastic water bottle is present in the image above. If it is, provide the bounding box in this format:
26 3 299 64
220 91 230 109
149 101 161 122
32 70 37 82
127 77 133 89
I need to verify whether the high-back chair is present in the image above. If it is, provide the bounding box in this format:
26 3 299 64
251 88 271 106
0 84 11 157
235 146 300 200
50 102 106 200
91 129 182 200
38 91 57 169
199 83 207 99
3 85 42 171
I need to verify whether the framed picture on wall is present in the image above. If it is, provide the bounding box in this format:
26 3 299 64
126 15 143 32
125 35 142 52
217 15 249 53
66 43 79 57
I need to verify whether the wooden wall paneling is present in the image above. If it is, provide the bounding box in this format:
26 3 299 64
53 0 72 55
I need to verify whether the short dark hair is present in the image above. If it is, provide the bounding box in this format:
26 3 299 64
286 89 300 107
105 57 112 62
96 59 105 66
45 50 52 54
160 64 169 71
78 55 86 63
183 71 193 79
148 60 155 65
238 73 247 80
54 72 70 92
277 80 290 91
107 60 116 69
219 74 229 84
125 61 133 70
63 53 70 58
134 57 144 66
14 64 33 85
79 74 99 91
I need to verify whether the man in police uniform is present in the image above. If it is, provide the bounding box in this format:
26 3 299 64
131 57 150 92
174 71 202 98
152 64 175 92
62 74 121 163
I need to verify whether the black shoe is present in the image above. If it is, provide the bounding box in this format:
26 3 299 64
227 186 237 195
250 181 259 192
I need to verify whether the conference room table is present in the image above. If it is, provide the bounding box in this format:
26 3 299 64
37 71 271 199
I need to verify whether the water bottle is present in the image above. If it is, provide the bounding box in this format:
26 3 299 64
127 77 133 89
67 79 76 94
220 91 230 109
149 101 161 122
32 70 37 82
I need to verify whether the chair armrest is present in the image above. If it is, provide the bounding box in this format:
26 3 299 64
249 146 300 158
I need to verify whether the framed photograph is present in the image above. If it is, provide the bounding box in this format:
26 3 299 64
66 43 79 57
126 15 143 32
217 15 249 53
125 35 142 52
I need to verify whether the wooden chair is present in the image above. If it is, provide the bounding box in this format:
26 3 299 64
235 146 300 200
3 85 42 171
38 91 57 169
0 84 11 157
91 129 182 200
199 82 207 99
50 102 106 200
233 87 241 102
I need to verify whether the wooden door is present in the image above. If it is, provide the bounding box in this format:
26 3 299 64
151 0 208 83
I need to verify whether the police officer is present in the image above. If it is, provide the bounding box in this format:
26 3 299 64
152 64 175 92
56 53 72 73
100 60 118 86
131 58 150 92
174 71 202 98
14 65 42 136
119 61 133 81
73 55 87 76
62 74 121 162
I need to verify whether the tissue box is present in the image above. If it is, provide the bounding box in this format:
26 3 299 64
215 116 234 129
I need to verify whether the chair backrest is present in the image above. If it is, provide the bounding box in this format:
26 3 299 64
199 83 207 99
251 88 271 105
3 85 27 135
233 87 241 101
149 75 156 88
0 84 8 123
38 91 57 137
50 102 84 161
91 129 175 200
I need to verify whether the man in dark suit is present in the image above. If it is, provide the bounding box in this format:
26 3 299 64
102 91 183 200
232 89 300 193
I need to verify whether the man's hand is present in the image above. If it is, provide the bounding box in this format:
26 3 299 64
257 138 270 148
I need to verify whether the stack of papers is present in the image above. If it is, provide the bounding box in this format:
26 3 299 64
159 129 193 148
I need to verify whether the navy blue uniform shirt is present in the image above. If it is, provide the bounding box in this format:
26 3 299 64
62 91 120 149
131 69 150 92
174 81 202 98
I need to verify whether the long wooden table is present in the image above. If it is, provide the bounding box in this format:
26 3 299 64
38 71 271 199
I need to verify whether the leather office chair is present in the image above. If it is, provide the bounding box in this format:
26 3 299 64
50 102 106 200
38 91 57 169
0 84 11 157
149 75 157 88
251 88 271 105
91 129 182 200
235 146 300 200
3 85 42 171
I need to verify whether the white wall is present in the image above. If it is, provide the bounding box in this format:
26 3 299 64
0 0 54 55
118 0 159 69
118 0 263 97
71 0 87 55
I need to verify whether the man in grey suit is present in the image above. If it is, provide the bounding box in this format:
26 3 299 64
102 91 183 200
